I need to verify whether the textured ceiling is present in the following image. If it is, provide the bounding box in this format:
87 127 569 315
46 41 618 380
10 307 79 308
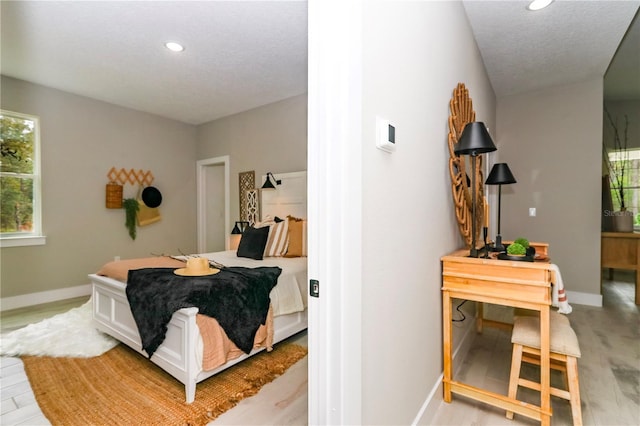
463 0 639 100
0 1 308 125
1 1 638 126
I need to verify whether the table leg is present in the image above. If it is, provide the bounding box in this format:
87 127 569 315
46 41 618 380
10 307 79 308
442 291 453 402
635 270 640 305
476 302 484 333
539 305 551 426
636 241 640 306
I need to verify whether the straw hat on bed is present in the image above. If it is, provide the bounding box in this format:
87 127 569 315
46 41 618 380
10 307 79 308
174 258 220 276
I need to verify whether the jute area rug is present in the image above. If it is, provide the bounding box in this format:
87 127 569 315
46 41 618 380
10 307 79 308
22 342 307 426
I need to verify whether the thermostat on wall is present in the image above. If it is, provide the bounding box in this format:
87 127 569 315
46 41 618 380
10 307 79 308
376 117 396 153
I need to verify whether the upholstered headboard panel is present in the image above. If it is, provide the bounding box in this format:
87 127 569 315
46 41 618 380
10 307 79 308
260 171 307 220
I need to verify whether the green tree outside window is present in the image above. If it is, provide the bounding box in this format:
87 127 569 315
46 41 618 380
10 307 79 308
1 111 39 234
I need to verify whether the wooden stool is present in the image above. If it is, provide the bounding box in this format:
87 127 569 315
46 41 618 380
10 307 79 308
514 308 570 325
507 315 582 426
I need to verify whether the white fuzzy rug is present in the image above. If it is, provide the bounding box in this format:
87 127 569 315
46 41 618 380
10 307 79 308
0 299 118 358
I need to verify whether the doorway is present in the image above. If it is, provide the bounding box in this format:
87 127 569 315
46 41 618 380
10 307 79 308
196 156 230 253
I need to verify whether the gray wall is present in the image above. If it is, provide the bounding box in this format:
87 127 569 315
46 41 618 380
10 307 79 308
0 76 198 299
196 94 307 226
359 2 495 424
0 78 307 301
496 79 604 302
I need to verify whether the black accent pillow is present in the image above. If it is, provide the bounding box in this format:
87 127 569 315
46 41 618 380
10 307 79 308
236 226 269 260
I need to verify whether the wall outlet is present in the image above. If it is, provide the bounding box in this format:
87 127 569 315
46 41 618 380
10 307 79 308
376 117 396 153
529 208 536 217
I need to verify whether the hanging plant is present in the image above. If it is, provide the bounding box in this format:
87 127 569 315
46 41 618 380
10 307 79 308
122 198 139 240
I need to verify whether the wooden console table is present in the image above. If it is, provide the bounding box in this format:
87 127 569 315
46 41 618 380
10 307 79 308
441 249 554 425
601 232 640 305
476 242 550 332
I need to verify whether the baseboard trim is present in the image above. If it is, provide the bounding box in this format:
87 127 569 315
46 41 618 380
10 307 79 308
0 284 91 312
566 290 602 307
411 313 476 425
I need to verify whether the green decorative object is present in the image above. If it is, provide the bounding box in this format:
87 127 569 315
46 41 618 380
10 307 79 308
506 242 526 256
123 198 139 240
513 237 529 248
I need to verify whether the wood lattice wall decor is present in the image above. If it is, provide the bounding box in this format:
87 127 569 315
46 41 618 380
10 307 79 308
107 167 154 187
447 83 487 249
245 189 259 225
238 171 255 221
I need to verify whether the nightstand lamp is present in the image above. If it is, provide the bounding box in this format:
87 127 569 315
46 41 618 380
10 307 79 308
230 221 250 250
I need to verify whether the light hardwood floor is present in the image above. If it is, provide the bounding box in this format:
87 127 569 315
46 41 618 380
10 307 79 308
0 296 308 426
431 273 639 426
1 275 638 425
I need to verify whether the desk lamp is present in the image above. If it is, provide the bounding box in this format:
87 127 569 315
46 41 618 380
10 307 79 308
485 163 516 252
454 122 497 257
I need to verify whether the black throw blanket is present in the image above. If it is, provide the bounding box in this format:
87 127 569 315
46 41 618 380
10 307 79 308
125 266 282 358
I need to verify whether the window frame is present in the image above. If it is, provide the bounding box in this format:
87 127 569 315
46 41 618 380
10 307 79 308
607 147 640 230
0 109 46 247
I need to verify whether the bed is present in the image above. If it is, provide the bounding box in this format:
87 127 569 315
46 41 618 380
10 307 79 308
89 171 308 403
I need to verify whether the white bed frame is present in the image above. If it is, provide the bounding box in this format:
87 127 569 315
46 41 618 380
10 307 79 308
90 275 307 403
91 171 307 403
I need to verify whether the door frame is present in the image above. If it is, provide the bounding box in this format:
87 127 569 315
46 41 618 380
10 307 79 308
196 156 230 253
308 0 363 423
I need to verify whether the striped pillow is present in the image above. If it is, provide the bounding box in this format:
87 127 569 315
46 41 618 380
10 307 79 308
264 220 289 257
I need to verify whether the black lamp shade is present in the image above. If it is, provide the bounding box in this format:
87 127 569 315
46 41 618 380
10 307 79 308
231 221 249 234
261 172 281 190
231 223 242 234
454 122 497 156
261 178 276 190
485 163 517 185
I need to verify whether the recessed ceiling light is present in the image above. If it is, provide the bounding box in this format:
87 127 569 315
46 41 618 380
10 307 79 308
164 41 185 52
527 0 554 11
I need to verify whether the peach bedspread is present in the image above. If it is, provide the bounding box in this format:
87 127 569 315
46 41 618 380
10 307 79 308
96 257 274 371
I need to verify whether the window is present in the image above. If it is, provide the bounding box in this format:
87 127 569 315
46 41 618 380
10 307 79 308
0 110 45 247
607 148 640 227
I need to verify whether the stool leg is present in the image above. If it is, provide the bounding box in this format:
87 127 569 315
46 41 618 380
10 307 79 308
566 356 583 426
506 343 523 420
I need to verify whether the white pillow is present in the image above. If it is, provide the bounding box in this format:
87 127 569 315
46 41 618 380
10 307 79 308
254 215 276 228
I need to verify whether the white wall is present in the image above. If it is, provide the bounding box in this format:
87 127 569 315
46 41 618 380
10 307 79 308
497 79 604 304
0 76 198 300
358 2 495 424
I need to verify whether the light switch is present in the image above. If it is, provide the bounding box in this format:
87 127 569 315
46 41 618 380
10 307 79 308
529 207 536 217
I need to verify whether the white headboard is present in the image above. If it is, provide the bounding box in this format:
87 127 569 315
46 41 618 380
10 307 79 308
260 171 307 220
